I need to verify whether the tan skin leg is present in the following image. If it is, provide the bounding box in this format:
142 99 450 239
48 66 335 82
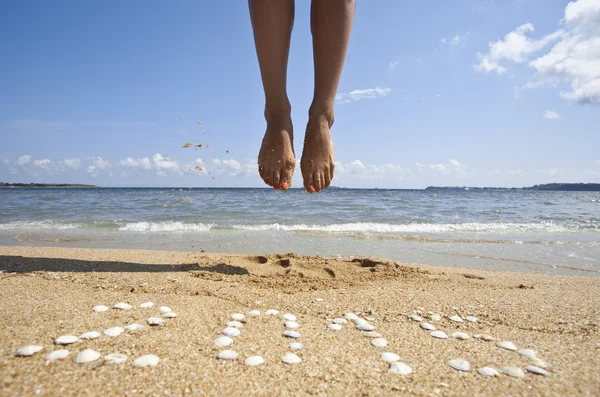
248 0 296 190
301 0 355 193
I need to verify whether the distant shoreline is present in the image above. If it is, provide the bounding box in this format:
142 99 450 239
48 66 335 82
0 183 98 188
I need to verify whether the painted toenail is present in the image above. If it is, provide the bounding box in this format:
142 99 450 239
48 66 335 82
280 182 288 190
307 185 315 193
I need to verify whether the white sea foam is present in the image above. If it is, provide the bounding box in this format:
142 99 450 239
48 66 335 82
119 221 214 232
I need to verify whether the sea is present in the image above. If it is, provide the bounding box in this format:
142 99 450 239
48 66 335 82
1 188 598 277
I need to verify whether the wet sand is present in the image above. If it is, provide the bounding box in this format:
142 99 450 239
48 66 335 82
0 246 598 396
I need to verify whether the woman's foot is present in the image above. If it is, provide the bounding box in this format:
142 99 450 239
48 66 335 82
258 114 296 190
300 114 335 193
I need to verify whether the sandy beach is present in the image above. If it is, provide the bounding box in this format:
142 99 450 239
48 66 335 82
1 246 598 396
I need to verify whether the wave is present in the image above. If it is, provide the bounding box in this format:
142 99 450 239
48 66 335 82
119 221 214 232
0 221 80 230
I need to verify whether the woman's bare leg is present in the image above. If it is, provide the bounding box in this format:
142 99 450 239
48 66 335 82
249 0 296 190
301 0 355 192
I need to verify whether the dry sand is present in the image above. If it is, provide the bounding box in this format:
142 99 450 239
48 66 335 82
0 246 598 397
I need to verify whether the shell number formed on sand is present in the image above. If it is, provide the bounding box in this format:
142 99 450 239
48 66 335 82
409 314 422 322
264 309 279 316
248 310 260 317
217 350 238 360
528 357 549 368
449 315 463 323
389 362 412 375
147 317 165 326
448 359 471 372
496 341 518 351
227 321 244 329
134 354 160 367
464 316 478 323
356 323 375 331
125 324 144 331
92 305 109 313
16 345 43 357
381 352 400 363
430 331 448 339
344 313 359 321
104 327 124 337
526 365 550 376
222 327 241 337
477 367 499 377
332 318 348 325
328 323 342 331
282 313 297 322
420 322 435 331
159 306 172 313
244 355 265 366
501 366 525 378
214 336 233 347
474 334 495 341
140 302 154 308
113 302 132 310
281 352 302 364
371 338 388 347
46 350 70 361
104 353 128 364
289 342 304 350
80 331 101 340
163 312 177 319
283 330 301 339
285 321 300 329
517 349 537 359
363 331 383 338
451 332 470 340
74 349 101 364
231 313 245 321
54 335 79 345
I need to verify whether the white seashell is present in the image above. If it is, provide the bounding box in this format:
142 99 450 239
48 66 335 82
420 322 435 331
113 302 132 310
381 352 400 363
449 315 463 322
282 313 297 321
281 352 302 364
517 349 537 359
133 354 160 367
332 318 348 325
448 359 471 372
231 313 244 321
227 321 244 329
478 367 499 376
496 341 518 351
501 366 525 378
356 323 375 331
214 336 233 347
285 321 300 329
409 314 422 322
371 338 388 347
222 327 240 337
353 318 367 326
366 316 375 321
73 349 101 363
474 334 495 341
54 335 79 345
92 305 108 312
344 313 359 321
264 309 279 316
159 306 172 313
363 331 383 338
147 317 165 326
244 355 264 366
315 298 324 302
140 302 154 308
465 316 478 323
526 365 550 376
103 327 124 337
431 313 441 322
248 310 260 317
217 350 238 360
328 324 342 331
283 330 301 338
80 331 101 339
431 331 448 339
289 342 304 350
125 324 144 331
16 345 43 357
389 362 412 375
163 312 177 319
452 332 470 340
46 350 70 361
104 353 128 364
528 358 549 368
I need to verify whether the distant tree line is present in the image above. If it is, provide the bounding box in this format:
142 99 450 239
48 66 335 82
426 183 600 191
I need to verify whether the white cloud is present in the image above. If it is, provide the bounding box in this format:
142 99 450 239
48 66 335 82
476 0 600 103
63 158 80 169
544 110 561 119
120 157 152 169
17 155 32 165
87 165 97 177
92 157 111 170
212 158 243 176
335 87 392 104
388 60 400 73
416 158 467 177
33 159 52 170
152 153 181 174
1 158 9 165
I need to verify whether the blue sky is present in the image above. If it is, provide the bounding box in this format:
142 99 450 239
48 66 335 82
1 0 598 188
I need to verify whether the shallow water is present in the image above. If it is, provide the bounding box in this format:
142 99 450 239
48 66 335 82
1 188 598 276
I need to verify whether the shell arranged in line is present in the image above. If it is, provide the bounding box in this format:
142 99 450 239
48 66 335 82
332 318 348 325
16 345 43 357
134 354 160 367
465 316 478 323
46 350 70 361
159 306 172 313
409 314 422 322
244 355 265 366
381 352 400 363
104 353 128 364
452 332 470 340
430 313 441 322
92 305 108 312
125 324 144 331
285 321 300 329
496 341 518 351
344 313 359 321
163 312 177 319
282 330 301 338
147 317 165 326
103 327 124 337
389 362 412 375
449 315 464 322
474 334 495 341
264 309 279 316
328 324 342 331
217 350 238 360
289 342 304 350
73 349 101 363
517 349 537 359
448 359 471 372
113 302 132 310
248 310 260 317
214 336 233 347
227 321 244 329
501 366 525 378
371 338 388 347
478 367 499 377
282 313 297 322
54 335 79 345
529 357 549 368
231 313 245 321
140 301 154 308
354 318 367 326
430 331 448 339
281 352 302 364
222 327 241 337
356 323 375 331
80 331 101 340
420 322 435 331
363 331 383 338
526 365 550 376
